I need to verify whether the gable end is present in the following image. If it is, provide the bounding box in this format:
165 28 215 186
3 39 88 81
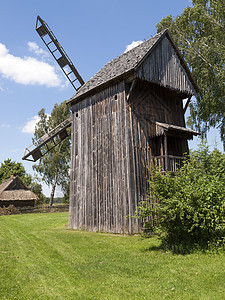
135 34 198 96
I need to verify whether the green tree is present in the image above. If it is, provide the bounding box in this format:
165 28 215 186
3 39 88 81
156 0 225 147
134 145 225 253
0 159 45 204
0 159 31 185
33 101 71 206
28 176 47 205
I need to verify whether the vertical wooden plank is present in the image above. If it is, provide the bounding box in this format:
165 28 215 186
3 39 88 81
123 91 130 233
132 112 140 232
127 103 137 233
96 97 100 231
83 100 87 229
118 88 122 233
99 96 103 231
105 88 109 230
106 89 110 232
93 95 98 231
69 112 75 228
113 87 118 232
73 107 78 229
102 91 107 232
78 102 83 229
113 86 117 232
109 88 113 232
88 100 92 230
117 85 124 233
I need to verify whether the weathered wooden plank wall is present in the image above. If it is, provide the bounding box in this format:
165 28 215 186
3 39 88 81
135 36 195 96
130 80 186 128
69 81 149 233
129 80 189 156
68 31 196 233
69 78 190 233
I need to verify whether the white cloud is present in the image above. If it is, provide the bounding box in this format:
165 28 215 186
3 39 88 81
22 114 51 134
0 123 10 128
22 115 40 134
28 41 49 57
124 40 143 53
0 43 62 87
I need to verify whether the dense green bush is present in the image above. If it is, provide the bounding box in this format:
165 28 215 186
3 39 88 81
134 145 225 252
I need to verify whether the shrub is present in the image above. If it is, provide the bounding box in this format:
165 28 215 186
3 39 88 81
134 145 225 253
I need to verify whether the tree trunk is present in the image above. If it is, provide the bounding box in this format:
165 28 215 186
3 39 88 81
49 173 58 207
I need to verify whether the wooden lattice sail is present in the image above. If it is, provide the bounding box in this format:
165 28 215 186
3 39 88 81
23 16 85 162
22 117 72 162
36 15 84 91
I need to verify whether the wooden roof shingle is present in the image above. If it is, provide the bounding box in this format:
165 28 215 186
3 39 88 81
68 30 167 104
68 29 198 104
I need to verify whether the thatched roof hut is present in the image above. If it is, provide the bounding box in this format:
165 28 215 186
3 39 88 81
0 176 38 207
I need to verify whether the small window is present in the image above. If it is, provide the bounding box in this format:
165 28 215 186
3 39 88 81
76 113 79 117
115 94 118 100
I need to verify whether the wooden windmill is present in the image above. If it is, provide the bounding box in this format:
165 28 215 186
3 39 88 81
22 16 84 162
22 17 200 233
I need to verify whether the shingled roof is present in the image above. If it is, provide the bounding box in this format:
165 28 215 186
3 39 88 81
68 29 198 105
68 30 168 104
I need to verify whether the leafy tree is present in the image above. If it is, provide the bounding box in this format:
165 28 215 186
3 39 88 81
0 159 32 185
28 176 47 205
0 159 46 204
61 181 70 204
33 101 71 206
156 0 225 147
134 144 225 253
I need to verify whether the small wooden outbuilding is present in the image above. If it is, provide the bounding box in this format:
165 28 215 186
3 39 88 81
0 176 37 207
67 29 199 233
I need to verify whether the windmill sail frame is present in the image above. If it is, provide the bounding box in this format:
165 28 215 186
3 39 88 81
36 15 84 90
22 117 72 162
23 16 85 162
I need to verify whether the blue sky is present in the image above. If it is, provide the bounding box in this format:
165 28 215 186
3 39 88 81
0 0 223 195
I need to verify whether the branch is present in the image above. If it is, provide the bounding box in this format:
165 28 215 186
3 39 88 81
174 28 221 73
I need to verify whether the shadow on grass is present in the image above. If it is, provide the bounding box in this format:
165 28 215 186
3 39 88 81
141 244 202 255
141 244 164 253
140 238 218 255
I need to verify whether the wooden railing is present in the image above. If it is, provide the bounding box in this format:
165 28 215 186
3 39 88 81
155 155 184 172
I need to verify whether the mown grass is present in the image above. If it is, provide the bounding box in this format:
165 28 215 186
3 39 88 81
0 213 224 299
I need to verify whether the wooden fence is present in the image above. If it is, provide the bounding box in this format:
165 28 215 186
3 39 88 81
155 155 184 172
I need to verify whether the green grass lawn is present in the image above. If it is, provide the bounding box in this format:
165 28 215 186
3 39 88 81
0 213 224 299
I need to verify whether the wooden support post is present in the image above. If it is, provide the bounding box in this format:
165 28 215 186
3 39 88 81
126 79 136 101
164 134 168 172
183 95 192 114
160 136 164 170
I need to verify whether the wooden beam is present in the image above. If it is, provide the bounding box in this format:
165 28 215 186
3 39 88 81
126 79 137 101
164 134 168 172
183 95 192 114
